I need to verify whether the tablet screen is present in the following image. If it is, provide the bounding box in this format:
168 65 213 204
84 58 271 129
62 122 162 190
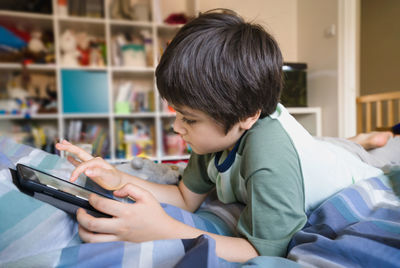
18 164 133 203
30 168 96 200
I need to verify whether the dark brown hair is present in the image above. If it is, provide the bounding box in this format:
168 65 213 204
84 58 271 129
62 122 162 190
156 9 283 133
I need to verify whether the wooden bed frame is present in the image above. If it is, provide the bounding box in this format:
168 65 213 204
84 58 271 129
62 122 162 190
357 91 400 133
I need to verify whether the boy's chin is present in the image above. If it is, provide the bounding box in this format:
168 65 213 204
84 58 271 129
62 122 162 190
191 147 219 155
190 146 206 155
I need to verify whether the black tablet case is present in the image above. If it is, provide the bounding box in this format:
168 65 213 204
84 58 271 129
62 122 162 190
10 168 108 218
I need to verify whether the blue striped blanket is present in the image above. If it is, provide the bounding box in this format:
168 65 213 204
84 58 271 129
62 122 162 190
1 137 399 267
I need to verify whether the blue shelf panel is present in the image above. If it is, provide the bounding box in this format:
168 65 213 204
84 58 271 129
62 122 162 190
61 70 109 113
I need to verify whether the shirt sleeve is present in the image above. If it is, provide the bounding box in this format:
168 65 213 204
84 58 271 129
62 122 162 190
236 168 307 257
182 153 215 194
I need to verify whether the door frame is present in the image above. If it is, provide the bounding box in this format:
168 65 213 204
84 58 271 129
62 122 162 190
337 0 360 137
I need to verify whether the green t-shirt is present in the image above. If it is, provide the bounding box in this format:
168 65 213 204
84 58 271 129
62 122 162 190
182 116 307 257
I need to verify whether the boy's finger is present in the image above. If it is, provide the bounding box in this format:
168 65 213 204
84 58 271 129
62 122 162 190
84 168 121 190
78 224 118 243
69 157 105 182
76 208 118 234
67 155 81 167
88 194 127 217
114 183 149 202
55 141 94 162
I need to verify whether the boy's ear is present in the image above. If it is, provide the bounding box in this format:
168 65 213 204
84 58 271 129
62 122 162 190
239 110 261 130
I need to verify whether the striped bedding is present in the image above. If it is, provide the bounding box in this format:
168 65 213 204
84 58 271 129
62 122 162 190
1 137 399 267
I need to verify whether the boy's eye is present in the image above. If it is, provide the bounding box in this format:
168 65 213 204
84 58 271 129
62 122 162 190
181 117 196 125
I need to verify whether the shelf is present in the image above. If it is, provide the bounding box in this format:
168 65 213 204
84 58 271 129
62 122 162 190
0 10 53 20
160 112 177 117
0 3 324 163
0 2 324 162
113 112 156 118
287 107 322 136
111 66 155 73
0 63 56 71
110 19 153 27
286 107 321 114
0 11 54 30
62 113 110 119
57 15 105 24
0 3 201 161
0 114 58 120
60 66 108 71
156 23 184 30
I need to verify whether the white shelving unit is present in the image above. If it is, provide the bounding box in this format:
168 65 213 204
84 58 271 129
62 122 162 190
0 0 197 162
0 1 321 162
287 107 322 136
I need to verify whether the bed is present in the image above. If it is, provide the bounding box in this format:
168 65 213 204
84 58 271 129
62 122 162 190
1 136 400 267
357 91 400 133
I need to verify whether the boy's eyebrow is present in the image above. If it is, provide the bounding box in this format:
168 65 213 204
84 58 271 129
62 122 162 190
174 107 198 118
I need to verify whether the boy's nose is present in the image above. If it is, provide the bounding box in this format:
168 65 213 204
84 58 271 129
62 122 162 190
173 118 186 136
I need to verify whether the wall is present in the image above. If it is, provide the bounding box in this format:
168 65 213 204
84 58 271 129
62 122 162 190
360 0 400 95
199 0 298 62
297 0 339 136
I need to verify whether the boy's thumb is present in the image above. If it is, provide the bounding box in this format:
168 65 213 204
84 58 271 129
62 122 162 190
113 183 148 202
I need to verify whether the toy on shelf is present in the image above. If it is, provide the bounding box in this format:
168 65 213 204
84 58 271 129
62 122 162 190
89 43 105 67
0 24 55 64
60 29 80 66
0 70 58 116
121 44 146 67
111 30 152 67
76 32 91 66
28 31 46 54
60 29 106 67
110 0 151 21
164 13 189 25
116 156 186 185
0 122 58 153
162 119 190 156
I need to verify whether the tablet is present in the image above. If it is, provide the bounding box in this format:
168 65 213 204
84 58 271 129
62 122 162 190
16 163 131 218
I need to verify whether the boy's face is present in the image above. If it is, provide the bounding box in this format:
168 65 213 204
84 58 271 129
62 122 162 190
172 106 244 155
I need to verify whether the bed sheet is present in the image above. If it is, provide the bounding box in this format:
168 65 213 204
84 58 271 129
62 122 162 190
1 136 400 267
287 169 400 267
0 137 298 267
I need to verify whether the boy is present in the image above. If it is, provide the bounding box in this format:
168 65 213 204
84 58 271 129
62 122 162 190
56 10 383 262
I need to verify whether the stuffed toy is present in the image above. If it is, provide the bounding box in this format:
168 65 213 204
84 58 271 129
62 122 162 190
115 157 186 185
76 32 91 66
60 29 79 66
28 31 46 54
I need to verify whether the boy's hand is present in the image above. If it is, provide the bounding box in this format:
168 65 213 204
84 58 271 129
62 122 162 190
76 184 174 243
55 139 122 190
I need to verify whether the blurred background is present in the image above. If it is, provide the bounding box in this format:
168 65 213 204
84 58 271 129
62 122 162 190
0 0 398 163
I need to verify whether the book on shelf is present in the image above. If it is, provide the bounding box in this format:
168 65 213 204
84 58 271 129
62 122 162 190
66 120 110 158
0 122 58 153
68 0 104 18
114 80 154 113
115 119 155 159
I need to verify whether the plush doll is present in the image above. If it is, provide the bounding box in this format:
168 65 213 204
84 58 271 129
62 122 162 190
28 31 46 54
89 43 105 67
115 157 186 185
60 30 79 66
76 32 91 66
